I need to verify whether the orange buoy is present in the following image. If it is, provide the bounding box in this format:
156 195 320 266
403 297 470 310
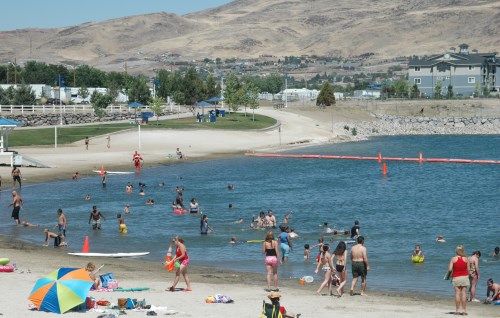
100 166 105 175
382 163 387 176
82 236 90 253
165 245 175 271
377 152 382 164
418 152 423 164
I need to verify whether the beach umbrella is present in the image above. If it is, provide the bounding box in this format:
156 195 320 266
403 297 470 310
195 100 211 116
128 102 144 124
28 267 94 314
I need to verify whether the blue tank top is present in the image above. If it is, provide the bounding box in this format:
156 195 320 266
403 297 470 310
279 232 289 244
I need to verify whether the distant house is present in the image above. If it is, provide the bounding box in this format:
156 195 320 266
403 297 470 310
408 43 500 97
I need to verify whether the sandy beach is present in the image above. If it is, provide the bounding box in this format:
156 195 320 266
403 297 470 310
0 104 499 317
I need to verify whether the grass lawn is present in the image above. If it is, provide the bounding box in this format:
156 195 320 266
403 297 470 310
8 112 276 147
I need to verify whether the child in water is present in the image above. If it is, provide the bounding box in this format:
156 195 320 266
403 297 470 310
117 213 127 234
304 244 310 260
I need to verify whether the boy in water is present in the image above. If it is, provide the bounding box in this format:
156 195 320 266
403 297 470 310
117 213 127 234
304 244 310 260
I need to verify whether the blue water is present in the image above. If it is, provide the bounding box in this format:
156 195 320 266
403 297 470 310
1 135 499 297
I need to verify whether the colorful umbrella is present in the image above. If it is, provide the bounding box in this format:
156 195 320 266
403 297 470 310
28 267 94 314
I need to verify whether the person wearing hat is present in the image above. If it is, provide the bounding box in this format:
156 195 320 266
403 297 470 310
265 292 300 318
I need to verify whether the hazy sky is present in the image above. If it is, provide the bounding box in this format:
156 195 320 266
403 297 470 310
0 0 233 31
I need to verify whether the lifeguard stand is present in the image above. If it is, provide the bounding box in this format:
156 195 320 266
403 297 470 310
0 118 22 167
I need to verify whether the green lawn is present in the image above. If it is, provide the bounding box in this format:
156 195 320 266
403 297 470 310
8 112 276 147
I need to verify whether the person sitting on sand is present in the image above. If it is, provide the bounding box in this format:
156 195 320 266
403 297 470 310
22 220 39 227
264 291 301 318
436 235 446 243
85 262 101 290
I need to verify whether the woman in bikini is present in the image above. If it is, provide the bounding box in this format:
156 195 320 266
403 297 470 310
332 241 348 297
314 244 334 296
262 231 281 292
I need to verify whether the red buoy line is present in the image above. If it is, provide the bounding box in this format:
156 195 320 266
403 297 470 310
245 152 500 165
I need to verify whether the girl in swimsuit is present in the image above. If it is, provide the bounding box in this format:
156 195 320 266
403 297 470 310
332 241 348 297
314 244 334 296
262 231 281 292
467 250 481 302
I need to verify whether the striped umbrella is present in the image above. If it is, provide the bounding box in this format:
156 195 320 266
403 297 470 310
28 267 94 314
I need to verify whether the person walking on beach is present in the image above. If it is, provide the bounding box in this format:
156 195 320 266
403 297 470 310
468 250 481 302
262 231 280 292
8 190 23 225
57 208 67 237
349 235 369 296
132 151 143 171
315 244 334 296
89 205 105 230
278 226 292 263
12 166 21 188
106 135 111 149
84 136 89 150
448 245 470 316
167 236 191 292
332 241 348 297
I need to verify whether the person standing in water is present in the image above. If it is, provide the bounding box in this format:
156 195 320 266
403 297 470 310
101 172 107 188
200 215 213 234
57 208 67 237
89 205 106 230
8 190 23 225
117 213 127 234
349 236 369 296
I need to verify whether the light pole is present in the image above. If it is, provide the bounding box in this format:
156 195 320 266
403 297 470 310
58 74 63 125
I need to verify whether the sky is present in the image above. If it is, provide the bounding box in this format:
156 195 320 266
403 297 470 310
0 0 233 31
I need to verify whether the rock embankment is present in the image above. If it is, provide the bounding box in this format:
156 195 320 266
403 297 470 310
336 114 500 138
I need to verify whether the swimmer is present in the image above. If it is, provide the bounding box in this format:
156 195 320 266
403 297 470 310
139 182 146 188
249 223 255 229
491 247 500 258
283 211 292 224
85 194 91 201
304 244 310 260
227 184 235 190
158 182 165 187
232 218 244 224
124 204 130 214
72 172 79 180
146 199 155 205
125 182 133 194
230 236 237 244
22 220 39 227
322 227 335 235
289 228 299 238
228 203 233 209
117 213 127 234
139 189 145 196
436 235 446 243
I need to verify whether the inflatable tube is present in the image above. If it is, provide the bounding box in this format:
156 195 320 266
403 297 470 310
0 265 14 272
173 208 186 215
303 276 314 283
246 240 264 243
411 255 425 263
0 258 10 265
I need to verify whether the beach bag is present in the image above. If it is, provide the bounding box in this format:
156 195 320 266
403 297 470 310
260 300 282 318
100 273 115 288
107 279 118 289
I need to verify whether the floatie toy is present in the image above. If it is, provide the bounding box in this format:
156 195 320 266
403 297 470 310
0 258 10 265
246 239 264 243
173 208 186 215
0 265 14 272
494 300 500 306
303 276 314 283
411 255 425 263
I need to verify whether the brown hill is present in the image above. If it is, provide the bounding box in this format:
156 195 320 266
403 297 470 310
1 0 499 73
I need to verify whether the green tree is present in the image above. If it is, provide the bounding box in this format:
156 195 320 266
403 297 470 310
127 76 150 104
434 82 442 99
205 74 218 99
447 84 454 99
149 96 165 125
224 72 242 113
473 82 479 98
390 79 410 98
182 68 204 105
411 83 420 99
0 87 9 104
244 82 259 121
316 81 335 106
13 83 36 105
482 85 489 97
90 91 113 118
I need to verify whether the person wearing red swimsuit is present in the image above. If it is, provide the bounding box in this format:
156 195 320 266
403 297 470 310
132 151 143 171
448 245 470 316
168 236 191 292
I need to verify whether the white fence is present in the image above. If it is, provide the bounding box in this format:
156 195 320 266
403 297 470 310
0 104 152 114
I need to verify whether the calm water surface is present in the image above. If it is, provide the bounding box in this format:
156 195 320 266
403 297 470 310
1 135 499 297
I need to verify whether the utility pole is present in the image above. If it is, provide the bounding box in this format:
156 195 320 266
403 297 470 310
14 58 17 85
59 74 63 125
221 75 224 109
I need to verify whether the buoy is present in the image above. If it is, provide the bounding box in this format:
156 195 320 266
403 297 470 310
377 152 382 164
418 152 423 164
100 166 105 175
82 236 90 253
164 245 175 271
382 163 387 176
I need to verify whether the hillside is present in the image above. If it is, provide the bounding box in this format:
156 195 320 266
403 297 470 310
1 0 499 73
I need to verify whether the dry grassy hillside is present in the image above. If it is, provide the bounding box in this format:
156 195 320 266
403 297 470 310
1 0 499 71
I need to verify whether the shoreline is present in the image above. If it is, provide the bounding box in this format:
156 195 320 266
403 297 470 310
1 106 499 317
1 234 498 317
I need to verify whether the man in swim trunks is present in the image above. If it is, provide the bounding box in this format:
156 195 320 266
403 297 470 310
12 166 21 188
57 208 67 237
8 190 23 225
349 235 369 296
89 205 106 230
350 220 360 239
486 278 500 303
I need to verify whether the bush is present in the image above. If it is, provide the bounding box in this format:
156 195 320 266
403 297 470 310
351 128 357 136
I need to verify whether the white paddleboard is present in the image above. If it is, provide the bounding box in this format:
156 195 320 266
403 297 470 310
93 170 134 175
68 252 149 258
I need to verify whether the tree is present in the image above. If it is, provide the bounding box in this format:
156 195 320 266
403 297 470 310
127 76 150 104
244 82 260 121
473 82 479 98
411 83 420 99
434 82 442 99
182 67 204 105
13 83 36 105
224 72 242 113
205 74 218 99
149 96 165 125
390 79 410 98
316 80 335 106
90 91 113 119
447 84 454 99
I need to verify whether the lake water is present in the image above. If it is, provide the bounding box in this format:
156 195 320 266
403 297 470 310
1 135 499 297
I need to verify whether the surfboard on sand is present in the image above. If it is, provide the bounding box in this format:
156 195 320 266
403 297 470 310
68 252 149 258
93 170 134 175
